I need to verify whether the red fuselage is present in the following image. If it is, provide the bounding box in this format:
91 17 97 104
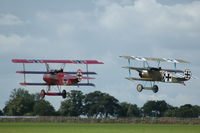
43 73 79 85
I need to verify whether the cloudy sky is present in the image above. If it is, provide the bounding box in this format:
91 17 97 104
0 0 200 110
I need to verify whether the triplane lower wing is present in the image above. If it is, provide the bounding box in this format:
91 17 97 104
12 59 103 98
120 56 192 93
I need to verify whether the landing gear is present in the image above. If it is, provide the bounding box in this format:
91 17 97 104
62 90 67 98
136 84 159 93
40 89 46 99
137 84 143 92
40 89 67 99
152 85 158 93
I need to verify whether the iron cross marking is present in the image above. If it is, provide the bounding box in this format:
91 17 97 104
165 73 172 82
185 71 190 78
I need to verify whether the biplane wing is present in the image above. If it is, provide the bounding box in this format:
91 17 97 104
20 83 95 86
161 69 184 73
120 56 189 63
123 66 184 73
126 77 153 81
16 71 97 75
12 59 104 64
63 75 95 80
122 66 148 71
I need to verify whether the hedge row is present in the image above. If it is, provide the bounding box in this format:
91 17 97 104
0 117 200 124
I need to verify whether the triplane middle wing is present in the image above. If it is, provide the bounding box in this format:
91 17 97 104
12 59 103 98
120 56 192 93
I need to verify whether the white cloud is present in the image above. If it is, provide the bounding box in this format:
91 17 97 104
0 34 29 54
0 34 48 55
98 0 200 36
0 13 25 26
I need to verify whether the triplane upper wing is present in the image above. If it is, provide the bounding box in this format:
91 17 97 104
12 59 103 98
12 59 103 64
120 56 192 93
119 56 189 64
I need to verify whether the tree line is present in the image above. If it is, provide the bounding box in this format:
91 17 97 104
1 88 200 118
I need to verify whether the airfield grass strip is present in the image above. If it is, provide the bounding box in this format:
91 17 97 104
0 122 200 133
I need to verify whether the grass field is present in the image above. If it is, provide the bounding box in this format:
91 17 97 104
0 122 200 133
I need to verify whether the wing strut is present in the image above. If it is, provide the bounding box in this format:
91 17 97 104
174 63 177 70
157 61 160 68
45 63 50 72
61 63 66 70
22 63 26 83
128 59 131 77
86 64 89 83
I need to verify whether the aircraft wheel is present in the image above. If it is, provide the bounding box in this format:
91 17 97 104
40 89 46 99
62 90 67 99
137 84 143 92
153 85 159 93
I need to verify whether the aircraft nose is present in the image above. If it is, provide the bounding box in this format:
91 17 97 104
43 74 49 82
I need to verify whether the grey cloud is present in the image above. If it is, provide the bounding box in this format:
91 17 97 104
0 13 24 26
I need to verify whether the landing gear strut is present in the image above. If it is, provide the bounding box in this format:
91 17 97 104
136 84 159 93
40 89 46 99
40 89 67 99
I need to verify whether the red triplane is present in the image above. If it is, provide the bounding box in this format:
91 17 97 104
12 59 103 98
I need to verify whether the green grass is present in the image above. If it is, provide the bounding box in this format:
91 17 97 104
0 122 200 133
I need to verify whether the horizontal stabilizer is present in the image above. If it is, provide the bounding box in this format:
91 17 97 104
63 75 95 80
82 77 95 80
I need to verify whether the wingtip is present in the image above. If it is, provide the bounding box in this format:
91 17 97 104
20 83 26 86
11 59 16 63
16 71 23 74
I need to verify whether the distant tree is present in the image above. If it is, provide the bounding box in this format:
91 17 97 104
176 104 199 118
194 105 200 116
3 88 38 116
118 102 140 117
33 100 55 116
156 100 171 117
142 100 170 117
10 88 30 99
164 107 178 117
59 90 84 116
0 109 3 116
84 91 120 117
